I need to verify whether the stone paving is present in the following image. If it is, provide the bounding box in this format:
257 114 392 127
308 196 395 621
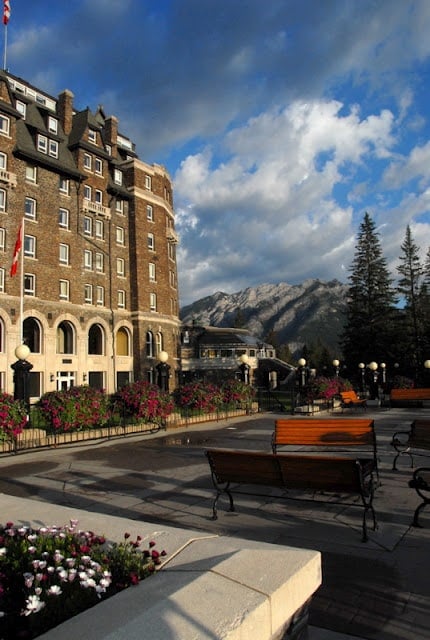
0 405 429 639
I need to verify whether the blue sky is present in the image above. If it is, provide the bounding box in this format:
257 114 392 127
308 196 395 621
5 0 430 305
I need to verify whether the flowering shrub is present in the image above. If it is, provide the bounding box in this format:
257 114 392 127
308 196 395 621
116 380 174 424
221 379 255 406
0 520 166 639
390 375 414 389
305 376 352 402
38 386 111 433
0 392 27 442
173 381 224 413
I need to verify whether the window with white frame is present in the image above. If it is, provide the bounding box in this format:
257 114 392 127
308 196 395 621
96 285 104 306
83 216 92 236
116 226 125 245
170 269 176 288
59 279 69 300
95 219 104 239
16 101 26 117
0 153 6 169
37 135 47 154
24 235 36 258
24 273 35 296
114 168 122 185
115 199 124 214
84 249 93 269
48 116 58 134
95 189 103 204
0 114 10 136
149 262 156 282
150 293 157 311
106 144 112 156
59 243 69 265
0 268 4 293
95 252 104 272
116 257 125 276
84 185 91 200
146 204 154 221
83 153 92 170
88 129 97 144
148 233 154 250
0 189 5 212
117 289 126 308
59 177 69 194
58 208 69 229
84 284 93 304
145 175 152 190
25 197 36 220
26 165 37 183
95 158 103 175
155 332 163 355
0 228 5 250
48 139 58 158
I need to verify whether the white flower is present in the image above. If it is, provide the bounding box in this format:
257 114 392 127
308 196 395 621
0 547 6 556
54 551 64 563
23 572 34 588
23 594 45 616
48 585 62 596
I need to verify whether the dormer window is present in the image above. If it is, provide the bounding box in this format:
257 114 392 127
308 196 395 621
114 169 122 185
16 101 26 117
48 116 58 134
88 129 97 144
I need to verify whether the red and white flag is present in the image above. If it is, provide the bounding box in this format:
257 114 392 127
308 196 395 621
10 220 23 277
3 0 10 25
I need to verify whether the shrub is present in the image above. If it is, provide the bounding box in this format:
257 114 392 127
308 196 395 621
173 381 224 413
305 376 352 402
116 380 174 424
221 379 255 406
38 386 111 433
0 392 27 442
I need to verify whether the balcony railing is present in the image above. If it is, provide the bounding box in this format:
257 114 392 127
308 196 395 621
166 226 179 243
82 200 111 218
0 169 17 188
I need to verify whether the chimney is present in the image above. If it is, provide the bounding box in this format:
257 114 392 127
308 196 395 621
58 89 74 135
104 116 118 156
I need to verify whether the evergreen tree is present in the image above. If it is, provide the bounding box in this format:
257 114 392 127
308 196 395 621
341 212 398 367
396 225 425 370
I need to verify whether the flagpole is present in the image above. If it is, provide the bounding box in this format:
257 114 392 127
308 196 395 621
19 217 24 344
3 23 7 70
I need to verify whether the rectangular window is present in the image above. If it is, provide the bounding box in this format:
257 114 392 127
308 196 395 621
48 116 58 134
115 199 124 214
59 279 69 300
24 235 36 258
106 144 112 156
59 177 69 194
148 233 154 250
25 197 36 220
0 228 5 250
0 114 10 136
95 252 104 272
84 249 93 269
37 135 47 154
83 153 92 170
95 219 104 239
118 290 126 308
116 257 125 276
58 208 69 229
96 286 104 306
95 189 103 204
0 153 6 169
149 262 156 282
0 268 4 292
114 168 122 185
88 129 97 144
116 226 125 245
16 101 26 117
150 293 157 311
84 284 93 304
59 243 69 265
24 273 35 296
84 185 91 200
48 140 58 158
95 158 103 175
147 204 154 221
26 165 37 183
83 216 92 236
0 189 5 212
145 175 152 190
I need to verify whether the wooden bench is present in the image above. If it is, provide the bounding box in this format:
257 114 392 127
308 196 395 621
205 448 377 542
340 390 367 411
391 420 430 470
409 467 430 527
390 388 430 407
271 418 379 480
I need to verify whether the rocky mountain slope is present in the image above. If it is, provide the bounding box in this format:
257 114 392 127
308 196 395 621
180 279 348 355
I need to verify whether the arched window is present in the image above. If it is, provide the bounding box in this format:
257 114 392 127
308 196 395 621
0 317 4 352
23 317 41 353
88 324 104 355
146 331 154 358
116 327 130 356
155 331 163 356
56 321 75 354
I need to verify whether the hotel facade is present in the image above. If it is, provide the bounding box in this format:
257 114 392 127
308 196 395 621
0 71 180 400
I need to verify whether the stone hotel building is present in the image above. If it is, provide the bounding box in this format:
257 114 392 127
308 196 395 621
0 70 180 400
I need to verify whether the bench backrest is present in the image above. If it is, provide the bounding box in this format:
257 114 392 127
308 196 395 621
273 419 375 447
276 454 363 492
340 390 361 402
205 449 284 487
410 420 430 449
390 388 430 401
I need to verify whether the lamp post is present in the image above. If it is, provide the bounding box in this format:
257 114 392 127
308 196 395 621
358 362 365 393
424 360 430 386
380 362 386 385
368 361 379 400
11 344 33 415
297 358 307 388
156 351 170 392
332 359 340 377
238 354 250 384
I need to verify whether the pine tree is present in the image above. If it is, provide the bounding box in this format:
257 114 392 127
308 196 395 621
341 212 398 367
396 225 424 369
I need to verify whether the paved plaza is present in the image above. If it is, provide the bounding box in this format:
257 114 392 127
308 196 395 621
0 405 429 639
